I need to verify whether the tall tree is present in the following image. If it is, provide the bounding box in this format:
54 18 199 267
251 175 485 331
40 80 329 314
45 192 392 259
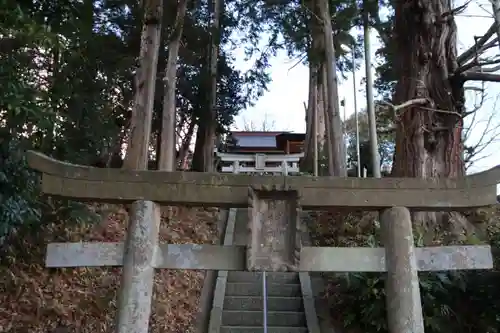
382 0 500 227
159 0 189 171
301 0 359 176
391 0 464 180
123 0 163 170
318 0 347 176
192 0 223 172
303 0 328 175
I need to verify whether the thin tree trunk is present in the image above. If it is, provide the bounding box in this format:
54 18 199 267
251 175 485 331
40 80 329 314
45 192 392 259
302 62 318 173
205 0 223 172
191 122 206 171
178 119 195 168
318 0 346 176
192 0 222 172
305 0 328 175
320 64 334 176
153 30 168 168
316 70 327 157
44 45 60 155
123 0 163 170
159 0 188 171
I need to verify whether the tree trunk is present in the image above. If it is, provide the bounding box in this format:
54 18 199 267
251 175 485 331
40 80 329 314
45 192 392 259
123 0 163 170
392 0 464 178
205 0 222 172
192 0 222 172
391 0 465 234
318 0 346 177
316 72 328 147
178 120 195 165
304 0 329 176
158 0 188 171
44 44 60 155
306 0 346 176
302 62 318 173
191 123 206 171
320 64 335 176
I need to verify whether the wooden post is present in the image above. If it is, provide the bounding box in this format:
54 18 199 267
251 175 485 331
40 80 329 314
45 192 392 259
117 200 161 333
381 207 424 333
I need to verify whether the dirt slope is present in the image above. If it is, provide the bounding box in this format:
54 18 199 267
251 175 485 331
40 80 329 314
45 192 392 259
0 206 220 333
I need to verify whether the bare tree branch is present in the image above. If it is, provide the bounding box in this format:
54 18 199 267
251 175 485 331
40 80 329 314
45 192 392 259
457 23 497 65
378 98 429 112
480 63 500 72
463 94 500 169
461 71 500 82
456 56 500 73
489 0 500 53
287 53 307 72
462 82 486 116
238 112 282 132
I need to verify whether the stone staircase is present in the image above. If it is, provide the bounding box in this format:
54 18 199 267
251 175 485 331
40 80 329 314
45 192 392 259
208 208 319 333
220 271 308 333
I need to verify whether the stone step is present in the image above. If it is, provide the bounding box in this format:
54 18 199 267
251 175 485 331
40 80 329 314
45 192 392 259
225 282 301 297
221 310 306 327
224 296 303 311
220 326 308 333
227 271 300 284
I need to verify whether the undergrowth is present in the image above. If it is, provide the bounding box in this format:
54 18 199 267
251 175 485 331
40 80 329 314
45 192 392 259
309 208 500 333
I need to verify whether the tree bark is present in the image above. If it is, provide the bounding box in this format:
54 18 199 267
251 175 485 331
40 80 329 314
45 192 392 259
178 119 195 169
320 64 335 176
159 0 188 171
44 41 60 155
318 0 346 176
302 61 318 173
205 0 222 172
391 0 465 232
392 0 464 178
123 0 163 170
306 0 345 176
192 0 222 172
304 0 330 176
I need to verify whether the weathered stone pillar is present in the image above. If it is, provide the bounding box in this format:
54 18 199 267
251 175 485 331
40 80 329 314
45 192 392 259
247 187 301 271
117 200 161 333
381 206 424 333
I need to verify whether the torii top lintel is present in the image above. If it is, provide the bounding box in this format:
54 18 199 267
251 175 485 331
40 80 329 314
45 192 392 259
26 151 500 211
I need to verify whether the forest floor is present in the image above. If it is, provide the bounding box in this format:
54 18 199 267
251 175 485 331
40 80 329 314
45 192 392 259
308 204 500 330
0 205 220 333
1 203 498 332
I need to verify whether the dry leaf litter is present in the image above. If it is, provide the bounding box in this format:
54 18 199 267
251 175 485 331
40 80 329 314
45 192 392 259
0 205 220 333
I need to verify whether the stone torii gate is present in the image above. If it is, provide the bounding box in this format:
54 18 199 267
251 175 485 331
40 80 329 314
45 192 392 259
27 150 499 333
